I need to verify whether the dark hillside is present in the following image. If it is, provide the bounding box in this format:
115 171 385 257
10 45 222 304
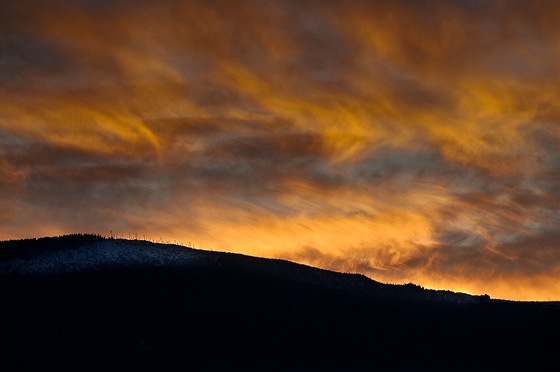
1 235 558 371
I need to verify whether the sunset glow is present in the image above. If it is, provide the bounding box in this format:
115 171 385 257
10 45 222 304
1 0 559 301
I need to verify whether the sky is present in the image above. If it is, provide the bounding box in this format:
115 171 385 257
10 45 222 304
1 0 559 301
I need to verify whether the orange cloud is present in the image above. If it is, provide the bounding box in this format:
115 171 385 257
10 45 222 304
1 0 559 301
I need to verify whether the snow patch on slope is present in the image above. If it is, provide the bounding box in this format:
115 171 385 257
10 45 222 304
0 239 212 275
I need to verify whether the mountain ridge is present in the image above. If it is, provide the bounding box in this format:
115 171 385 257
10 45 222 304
1 234 558 371
1 234 493 304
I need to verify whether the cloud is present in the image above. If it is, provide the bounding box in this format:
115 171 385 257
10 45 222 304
1 0 559 300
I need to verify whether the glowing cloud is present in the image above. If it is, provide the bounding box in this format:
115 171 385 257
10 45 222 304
1 0 559 301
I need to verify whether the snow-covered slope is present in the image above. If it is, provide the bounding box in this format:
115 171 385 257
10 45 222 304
0 238 212 275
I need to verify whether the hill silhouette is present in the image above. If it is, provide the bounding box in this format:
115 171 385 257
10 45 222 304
1 234 558 371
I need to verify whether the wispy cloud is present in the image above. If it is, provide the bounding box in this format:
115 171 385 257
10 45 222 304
1 0 559 300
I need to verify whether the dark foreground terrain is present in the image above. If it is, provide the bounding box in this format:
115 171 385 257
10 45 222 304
1 235 558 371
